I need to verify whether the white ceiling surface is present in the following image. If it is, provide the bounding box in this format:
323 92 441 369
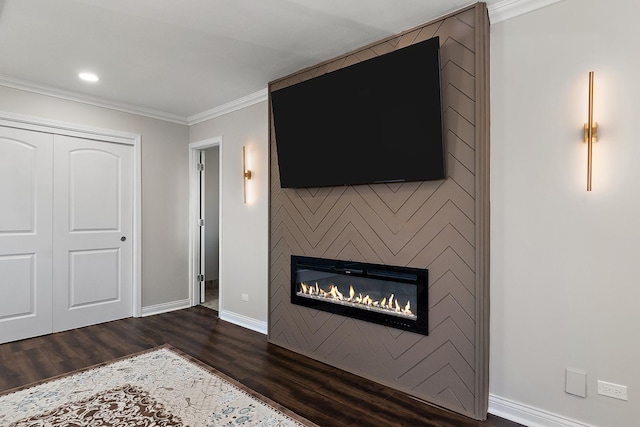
0 0 535 124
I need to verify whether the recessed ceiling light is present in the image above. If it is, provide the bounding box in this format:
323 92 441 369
79 72 99 82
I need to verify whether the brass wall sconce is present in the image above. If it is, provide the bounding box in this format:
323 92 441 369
243 146 252 203
584 71 598 191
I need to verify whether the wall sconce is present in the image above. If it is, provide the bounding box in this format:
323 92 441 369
242 146 252 203
584 71 598 191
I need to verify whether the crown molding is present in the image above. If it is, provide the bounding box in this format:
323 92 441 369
188 88 268 125
0 72 268 126
488 0 566 24
0 74 189 125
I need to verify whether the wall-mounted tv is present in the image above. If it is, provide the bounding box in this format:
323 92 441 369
271 35 445 189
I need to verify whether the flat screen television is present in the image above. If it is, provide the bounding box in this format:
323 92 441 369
271 35 445 189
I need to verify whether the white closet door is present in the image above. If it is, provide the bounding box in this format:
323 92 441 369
0 127 53 343
52 135 133 332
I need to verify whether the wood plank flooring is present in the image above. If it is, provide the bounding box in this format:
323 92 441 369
0 306 522 427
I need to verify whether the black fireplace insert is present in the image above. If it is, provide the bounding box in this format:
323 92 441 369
291 255 428 335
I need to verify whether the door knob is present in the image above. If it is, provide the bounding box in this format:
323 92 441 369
121 236 127 242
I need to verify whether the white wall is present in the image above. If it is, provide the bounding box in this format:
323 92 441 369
490 1 640 426
0 86 190 308
190 101 269 329
0 84 269 330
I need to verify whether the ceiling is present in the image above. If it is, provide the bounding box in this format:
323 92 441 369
0 0 510 124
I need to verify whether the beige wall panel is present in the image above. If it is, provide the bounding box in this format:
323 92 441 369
268 4 489 419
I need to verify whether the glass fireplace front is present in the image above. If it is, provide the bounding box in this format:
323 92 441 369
290 255 428 335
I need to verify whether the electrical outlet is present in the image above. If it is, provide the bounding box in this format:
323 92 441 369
241 293 249 302
597 380 628 401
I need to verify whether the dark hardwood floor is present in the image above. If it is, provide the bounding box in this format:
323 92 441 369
0 306 522 427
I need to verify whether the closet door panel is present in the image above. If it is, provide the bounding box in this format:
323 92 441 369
52 135 133 332
0 127 53 343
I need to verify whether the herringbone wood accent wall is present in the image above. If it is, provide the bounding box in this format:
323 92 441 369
268 3 490 420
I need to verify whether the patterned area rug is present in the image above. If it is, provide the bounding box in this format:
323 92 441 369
0 344 317 426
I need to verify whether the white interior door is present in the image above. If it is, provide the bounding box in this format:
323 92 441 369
52 135 133 333
0 127 54 343
199 150 206 303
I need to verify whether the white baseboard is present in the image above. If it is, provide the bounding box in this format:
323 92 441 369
219 310 268 335
141 299 191 317
489 394 598 427
139 301 267 336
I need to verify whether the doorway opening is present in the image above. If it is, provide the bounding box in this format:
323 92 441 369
189 137 222 312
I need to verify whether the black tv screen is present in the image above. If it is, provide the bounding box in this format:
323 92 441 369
271 36 445 189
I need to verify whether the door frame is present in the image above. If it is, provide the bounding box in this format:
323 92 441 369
188 137 223 308
0 110 143 317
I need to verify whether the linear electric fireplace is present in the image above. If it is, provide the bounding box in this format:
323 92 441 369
291 256 428 335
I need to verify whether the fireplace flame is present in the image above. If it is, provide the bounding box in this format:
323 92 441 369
329 284 344 300
298 281 415 319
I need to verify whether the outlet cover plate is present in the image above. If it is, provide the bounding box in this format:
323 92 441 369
597 380 628 401
566 368 587 397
